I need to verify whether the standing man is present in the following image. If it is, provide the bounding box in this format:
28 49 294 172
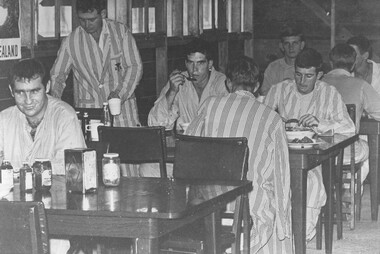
148 38 228 131
187 57 292 253
263 48 355 241
50 0 143 127
347 35 380 95
260 24 305 96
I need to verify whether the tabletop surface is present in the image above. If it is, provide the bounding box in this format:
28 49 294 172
8 176 252 219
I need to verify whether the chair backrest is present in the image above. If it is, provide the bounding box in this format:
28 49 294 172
0 201 49 254
98 126 168 178
173 134 249 181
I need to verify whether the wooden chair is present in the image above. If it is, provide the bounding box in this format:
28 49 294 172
98 126 168 178
0 201 49 254
160 134 250 254
316 104 362 249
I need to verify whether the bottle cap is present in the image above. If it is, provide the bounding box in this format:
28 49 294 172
103 153 119 158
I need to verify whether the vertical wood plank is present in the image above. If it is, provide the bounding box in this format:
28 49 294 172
172 0 183 37
55 0 61 39
199 0 203 34
188 0 199 35
72 0 79 30
243 0 254 58
107 0 116 20
155 0 166 33
156 45 168 97
217 0 226 31
20 0 32 47
218 40 228 73
230 0 241 33
144 0 149 34
331 0 336 49
167 0 173 36
243 0 253 32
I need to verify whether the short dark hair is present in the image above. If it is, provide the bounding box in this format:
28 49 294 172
347 35 371 56
226 56 260 91
329 43 356 71
76 0 106 14
280 24 305 42
9 58 47 89
295 48 323 72
184 38 213 60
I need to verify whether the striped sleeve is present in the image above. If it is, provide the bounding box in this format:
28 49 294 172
50 37 73 98
114 25 143 102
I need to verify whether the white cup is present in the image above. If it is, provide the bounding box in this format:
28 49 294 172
86 122 104 141
108 98 121 115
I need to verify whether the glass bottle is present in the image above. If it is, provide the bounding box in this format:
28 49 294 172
102 153 120 187
33 159 52 191
102 102 112 127
83 112 89 141
20 162 33 193
0 160 14 186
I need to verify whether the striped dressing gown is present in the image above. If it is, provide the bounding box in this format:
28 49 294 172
186 90 293 253
263 79 355 240
50 19 143 177
50 19 143 128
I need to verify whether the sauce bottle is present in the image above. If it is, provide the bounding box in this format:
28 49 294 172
0 160 14 187
20 162 33 193
33 159 52 191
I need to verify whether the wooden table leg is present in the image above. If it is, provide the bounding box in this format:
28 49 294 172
367 134 379 221
322 157 334 254
291 167 308 254
204 210 221 254
135 237 159 254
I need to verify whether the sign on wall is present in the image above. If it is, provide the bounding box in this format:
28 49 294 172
0 0 21 60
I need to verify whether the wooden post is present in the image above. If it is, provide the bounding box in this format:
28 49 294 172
244 0 254 58
331 0 336 49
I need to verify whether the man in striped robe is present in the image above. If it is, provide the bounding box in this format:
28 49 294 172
50 0 142 129
186 57 293 253
263 48 355 242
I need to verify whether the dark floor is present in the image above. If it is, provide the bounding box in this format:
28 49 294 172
307 184 380 254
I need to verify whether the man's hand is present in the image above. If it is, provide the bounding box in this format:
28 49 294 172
107 91 120 100
299 114 319 127
168 69 186 95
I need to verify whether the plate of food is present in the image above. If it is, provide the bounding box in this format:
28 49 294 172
288 136 321 149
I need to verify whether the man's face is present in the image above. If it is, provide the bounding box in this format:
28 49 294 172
78 9 103 35
280 36 305 59
185 52 213 85
11 76 48 121
349 44 367 70
294 66 320 95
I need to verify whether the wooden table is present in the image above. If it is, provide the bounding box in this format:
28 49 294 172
290 133 358 254
8 176 252 254
359 117 380 221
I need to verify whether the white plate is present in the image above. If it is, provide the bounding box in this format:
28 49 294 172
288 141 321 149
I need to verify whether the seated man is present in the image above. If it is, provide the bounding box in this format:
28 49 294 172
186 57 292 253
0 58 86 253
263 48 355 241
143 38 229 177
148 38 229 131
347 35 380 95
260 24 305 96
322 43 380 189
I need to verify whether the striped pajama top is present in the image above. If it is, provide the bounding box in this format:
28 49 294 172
186 90 292 253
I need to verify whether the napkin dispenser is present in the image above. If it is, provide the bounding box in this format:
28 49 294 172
65 148 97 193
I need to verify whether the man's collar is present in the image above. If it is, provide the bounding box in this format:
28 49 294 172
327 68 352 77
